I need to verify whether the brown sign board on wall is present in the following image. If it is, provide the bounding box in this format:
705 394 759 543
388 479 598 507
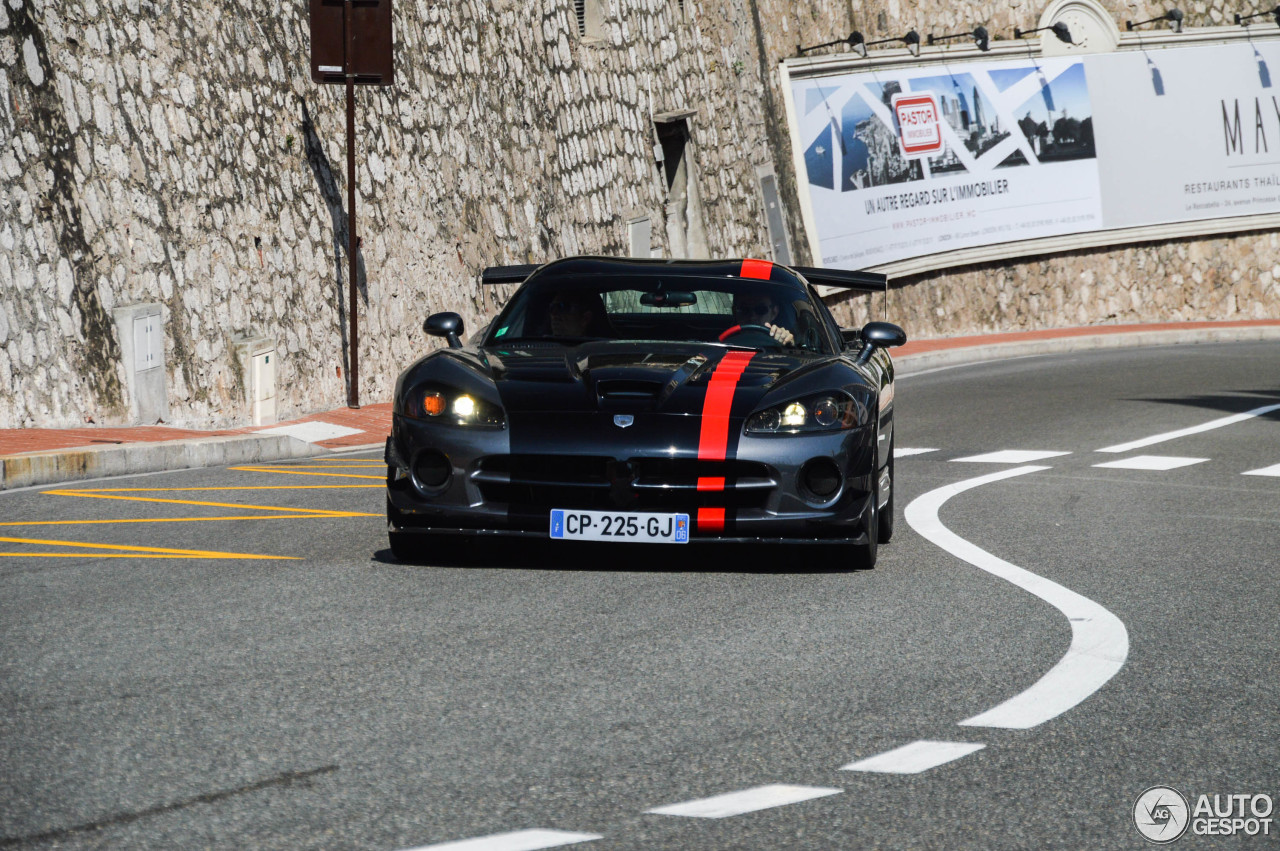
309 0 394 85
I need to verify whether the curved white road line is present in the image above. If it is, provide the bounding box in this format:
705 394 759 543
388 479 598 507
904 466 1129 730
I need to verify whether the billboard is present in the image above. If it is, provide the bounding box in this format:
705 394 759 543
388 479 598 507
788 39 1280 269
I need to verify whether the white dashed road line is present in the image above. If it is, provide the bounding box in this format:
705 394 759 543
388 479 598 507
1096 402 1280 454
400 829 602 851
841 740 986 774
896 447 939 457
951 450 1072 464
1243 463 1280 477
904 466 1130 730
646 785 842 819
1092 455 1209 471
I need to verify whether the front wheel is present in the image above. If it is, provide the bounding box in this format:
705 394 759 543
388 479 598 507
854 473 879 569
877 440 895 544
389 529 418 563
387 497 422 563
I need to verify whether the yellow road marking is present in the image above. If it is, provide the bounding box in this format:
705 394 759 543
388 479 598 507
0 513 379 528
257 464 385 469
228 466 383 480
51 485 382 493
42 489 361 516
0 553 289 559
0 536 298 560
14 462 388 560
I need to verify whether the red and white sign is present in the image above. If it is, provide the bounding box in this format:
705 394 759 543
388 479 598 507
892 93 943 157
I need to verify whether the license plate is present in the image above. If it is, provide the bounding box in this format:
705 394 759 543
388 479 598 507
549 509 690 543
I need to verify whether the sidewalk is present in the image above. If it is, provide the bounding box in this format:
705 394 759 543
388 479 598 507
3 319 1278 490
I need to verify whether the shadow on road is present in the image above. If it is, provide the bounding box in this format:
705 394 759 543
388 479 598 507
1124 390 1280 416
372 539 871 574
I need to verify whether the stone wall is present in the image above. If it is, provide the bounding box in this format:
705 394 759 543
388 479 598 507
0 0 1274 429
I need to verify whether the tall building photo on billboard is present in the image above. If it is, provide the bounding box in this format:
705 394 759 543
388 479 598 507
1009 62 1096 162
906 72 1009 174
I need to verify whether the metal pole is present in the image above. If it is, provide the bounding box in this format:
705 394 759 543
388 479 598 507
344 0 360 408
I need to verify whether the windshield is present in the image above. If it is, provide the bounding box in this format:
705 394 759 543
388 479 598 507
484 274 835 354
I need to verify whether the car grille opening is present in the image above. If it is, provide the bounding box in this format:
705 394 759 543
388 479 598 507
474 454 774 513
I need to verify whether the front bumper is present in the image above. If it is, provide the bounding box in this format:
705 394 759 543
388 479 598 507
386 412 879 544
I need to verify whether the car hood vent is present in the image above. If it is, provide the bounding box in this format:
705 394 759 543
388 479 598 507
596 379 663 401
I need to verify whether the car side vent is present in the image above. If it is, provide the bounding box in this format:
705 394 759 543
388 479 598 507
597 379 663 400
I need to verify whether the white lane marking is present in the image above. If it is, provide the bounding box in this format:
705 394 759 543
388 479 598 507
400 829 602 851
896 447 939 457
1097 402 1280 453
1092 455 1209 471
904 466 1129 730
255 421 364 443
1243 463 1280 477
841 740 986 774
646 784 841 819
952 450 1071 464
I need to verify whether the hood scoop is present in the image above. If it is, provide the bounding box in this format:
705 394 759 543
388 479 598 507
596 379 664 402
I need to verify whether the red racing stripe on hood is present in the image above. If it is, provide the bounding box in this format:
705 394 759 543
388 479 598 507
695 351 754 534
697 351 754 461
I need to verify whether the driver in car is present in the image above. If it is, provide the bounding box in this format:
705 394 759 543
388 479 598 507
728 292 795 345
548 290 610 337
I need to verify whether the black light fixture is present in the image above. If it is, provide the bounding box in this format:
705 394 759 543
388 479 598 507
927 26 990 51
796 31 867 58
1013 21 1074 43
1126 8 1184 32
863 29 922 57
1234 5 1280 25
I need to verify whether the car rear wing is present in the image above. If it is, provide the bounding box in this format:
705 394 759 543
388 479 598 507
791 266 887 294
480 261 887 294
481 264 540 285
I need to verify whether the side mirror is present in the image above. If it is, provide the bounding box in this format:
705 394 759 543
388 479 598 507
425 312 465 349
854 321 906 365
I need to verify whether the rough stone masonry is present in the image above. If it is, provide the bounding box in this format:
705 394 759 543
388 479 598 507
0 0 1276 428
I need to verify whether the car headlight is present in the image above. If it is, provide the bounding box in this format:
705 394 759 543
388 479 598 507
745 391 869 434
405 387 505 427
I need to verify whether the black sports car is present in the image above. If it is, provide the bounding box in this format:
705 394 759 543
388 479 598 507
385 256 906 566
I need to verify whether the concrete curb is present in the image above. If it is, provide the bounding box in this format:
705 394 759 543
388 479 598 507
894 324 1280 376
0 434 323 491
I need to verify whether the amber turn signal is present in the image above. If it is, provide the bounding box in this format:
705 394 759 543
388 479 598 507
423 392 446 416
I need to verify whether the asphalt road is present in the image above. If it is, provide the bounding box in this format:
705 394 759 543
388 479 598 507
2 341 1278 850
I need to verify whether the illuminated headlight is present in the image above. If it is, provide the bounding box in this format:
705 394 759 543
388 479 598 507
781 402 806 427
404 387 505 427
745 391 870 434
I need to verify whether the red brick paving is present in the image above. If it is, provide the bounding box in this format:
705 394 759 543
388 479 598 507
896 319 1280 357
0 403 392 457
